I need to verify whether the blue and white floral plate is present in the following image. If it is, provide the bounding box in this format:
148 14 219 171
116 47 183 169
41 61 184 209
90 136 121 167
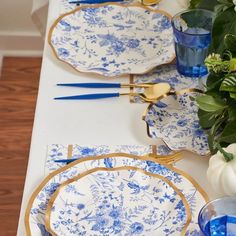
25 153 209 236
49 3 175 77
45 166 190 236
143 92 209 156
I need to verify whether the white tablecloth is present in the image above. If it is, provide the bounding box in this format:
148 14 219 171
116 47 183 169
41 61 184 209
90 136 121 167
18 0 217 235
31 0 49 36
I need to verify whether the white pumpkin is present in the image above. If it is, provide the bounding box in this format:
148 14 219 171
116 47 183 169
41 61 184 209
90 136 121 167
207 143 236 196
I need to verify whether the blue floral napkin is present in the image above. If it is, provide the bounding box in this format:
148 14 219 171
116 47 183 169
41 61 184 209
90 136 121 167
60 0 157 15
45 144 172 175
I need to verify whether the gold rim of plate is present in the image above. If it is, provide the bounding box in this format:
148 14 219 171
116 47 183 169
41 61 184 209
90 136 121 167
25 152 210 236
45 166 192 236
48 3 175 78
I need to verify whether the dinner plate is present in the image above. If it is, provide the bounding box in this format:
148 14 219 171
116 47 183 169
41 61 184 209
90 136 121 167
25 153 208 236
45 166 190 235
143 92 209 155
49 3 175 77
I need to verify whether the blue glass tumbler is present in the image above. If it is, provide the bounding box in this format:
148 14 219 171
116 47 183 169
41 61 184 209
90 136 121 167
172 9 215 77
198 197 236 236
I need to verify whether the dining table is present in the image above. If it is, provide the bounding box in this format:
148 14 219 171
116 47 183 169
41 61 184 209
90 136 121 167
17 0 220 235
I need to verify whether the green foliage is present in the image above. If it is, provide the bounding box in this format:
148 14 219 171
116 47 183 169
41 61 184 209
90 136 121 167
191 0 236 160
220 121 236 143
189 0 218 10
197 109 216 128
197 51 236 159
189 0 202 8
224 34 236 54
210 7 236 54
220 74 236 92
230 92 236 100
196 95 227 112
215 0 234 14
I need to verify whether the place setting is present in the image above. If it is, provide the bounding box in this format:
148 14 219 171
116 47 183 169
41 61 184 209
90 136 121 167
25 144 210 236
24 0 236 235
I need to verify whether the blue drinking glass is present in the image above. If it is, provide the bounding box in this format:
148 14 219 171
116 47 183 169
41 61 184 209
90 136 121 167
172 9 215 77
198 197 236 236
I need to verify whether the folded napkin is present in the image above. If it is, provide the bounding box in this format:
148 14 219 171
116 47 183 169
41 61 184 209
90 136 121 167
45 143 173 175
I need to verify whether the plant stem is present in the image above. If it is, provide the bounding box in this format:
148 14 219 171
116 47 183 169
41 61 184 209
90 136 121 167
216 143 234 162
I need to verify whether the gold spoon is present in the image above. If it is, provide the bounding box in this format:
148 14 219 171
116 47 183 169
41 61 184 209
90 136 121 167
131 86 204 103
121 83 172 102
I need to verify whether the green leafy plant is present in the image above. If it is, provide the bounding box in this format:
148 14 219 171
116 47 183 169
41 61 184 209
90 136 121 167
190 0 236 54
196 49 236 161
190 0 236 161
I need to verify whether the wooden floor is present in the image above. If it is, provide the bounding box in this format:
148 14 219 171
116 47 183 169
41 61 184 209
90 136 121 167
0 57 42 235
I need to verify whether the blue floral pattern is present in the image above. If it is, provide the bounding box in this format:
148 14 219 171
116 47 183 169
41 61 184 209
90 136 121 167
49 168 186 235
50 4 174 76
29 150 206 235
144 92 209 155
45 144 170 175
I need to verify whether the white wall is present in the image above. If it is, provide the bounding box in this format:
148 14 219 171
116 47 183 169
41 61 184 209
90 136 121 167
0 0 44 56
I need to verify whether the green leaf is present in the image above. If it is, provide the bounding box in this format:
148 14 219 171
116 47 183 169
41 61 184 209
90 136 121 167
196 95 227 112
214 4 226 15
220 74 236 92
228 103 236 120
189 0 202 8
210 7 236 54
198 0 218 10
224 34 236 53
198 109 217 128
190 0 218 10
230 92 236 100
220 121 236 143
206 72 225 90
218 0 233 4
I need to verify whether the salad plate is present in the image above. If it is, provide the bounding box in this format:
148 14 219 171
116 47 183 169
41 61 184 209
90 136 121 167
25 153 208 236
49 3 175 77
143 92 209 155
45 166 190 235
